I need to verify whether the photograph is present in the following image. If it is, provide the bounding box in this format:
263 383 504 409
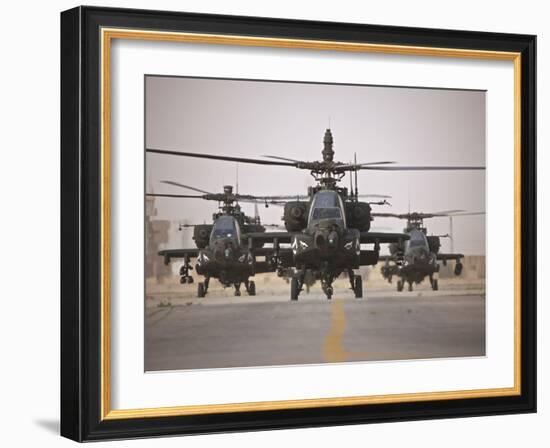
144 75 487 371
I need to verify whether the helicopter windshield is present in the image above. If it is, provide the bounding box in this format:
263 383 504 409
309 191 345 224
407 229 429 249
210 216 240 242
312 208 342 220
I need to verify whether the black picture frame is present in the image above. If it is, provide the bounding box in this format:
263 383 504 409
61 6 536 442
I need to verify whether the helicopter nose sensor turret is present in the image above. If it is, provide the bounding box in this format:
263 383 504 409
327 230 339 248
322 128 334 162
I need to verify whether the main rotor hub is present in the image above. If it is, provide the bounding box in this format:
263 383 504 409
405 216 426 233
322 128 334 162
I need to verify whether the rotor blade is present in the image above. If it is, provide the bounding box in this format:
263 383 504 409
235 197 293 206
371 213 403 219
160 180 213 194
447 211 486 216
425 209 466 217
372 210 484 219
431 209 465 215
360 165 485 171
371 211 463 219
357 193 392 199
263 155 303 163
157 193 284 205
359 161 396 166
418 210 484 218
338 161 396 170
228 195 264 203
147 148 295 166
437 210 486 216
232 193 311 203
146 193 204 199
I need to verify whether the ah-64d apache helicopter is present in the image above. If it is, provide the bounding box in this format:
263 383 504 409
147 182 299 297
372 210 485 291
147 128 485 301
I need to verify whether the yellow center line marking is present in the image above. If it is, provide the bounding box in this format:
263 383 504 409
323 298 348 362
323 298 424 362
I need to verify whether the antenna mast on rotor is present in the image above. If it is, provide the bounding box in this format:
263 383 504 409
349 160 353 199
254 202 260 225
354 152 358 200
449 216 454 253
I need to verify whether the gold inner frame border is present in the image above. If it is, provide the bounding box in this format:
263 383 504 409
99 27 522 420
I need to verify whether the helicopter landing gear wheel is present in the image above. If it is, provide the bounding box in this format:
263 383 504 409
321 273 334 300
408 282 413 292
234 283 241 297
290 277 300 301
397 279 404 292
197 282 205 298
432 279 439 291
247 280 256 296
354 275 363 299
454 262 463 276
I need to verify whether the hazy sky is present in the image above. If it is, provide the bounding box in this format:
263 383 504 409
145 76 486 255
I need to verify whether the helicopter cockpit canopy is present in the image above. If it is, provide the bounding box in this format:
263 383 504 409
406 228 429 250
308 190 346 225
210 216 241 243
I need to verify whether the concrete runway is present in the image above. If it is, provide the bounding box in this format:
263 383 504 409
145 291 485 371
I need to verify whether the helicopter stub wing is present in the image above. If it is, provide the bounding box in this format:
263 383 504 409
158 248 200 265
244 232 294 245
360 232 409 245
436 253 464 262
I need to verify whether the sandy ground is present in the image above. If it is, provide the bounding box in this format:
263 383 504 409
146 271 485 302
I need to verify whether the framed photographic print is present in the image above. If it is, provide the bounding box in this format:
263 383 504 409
60 6 536 441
